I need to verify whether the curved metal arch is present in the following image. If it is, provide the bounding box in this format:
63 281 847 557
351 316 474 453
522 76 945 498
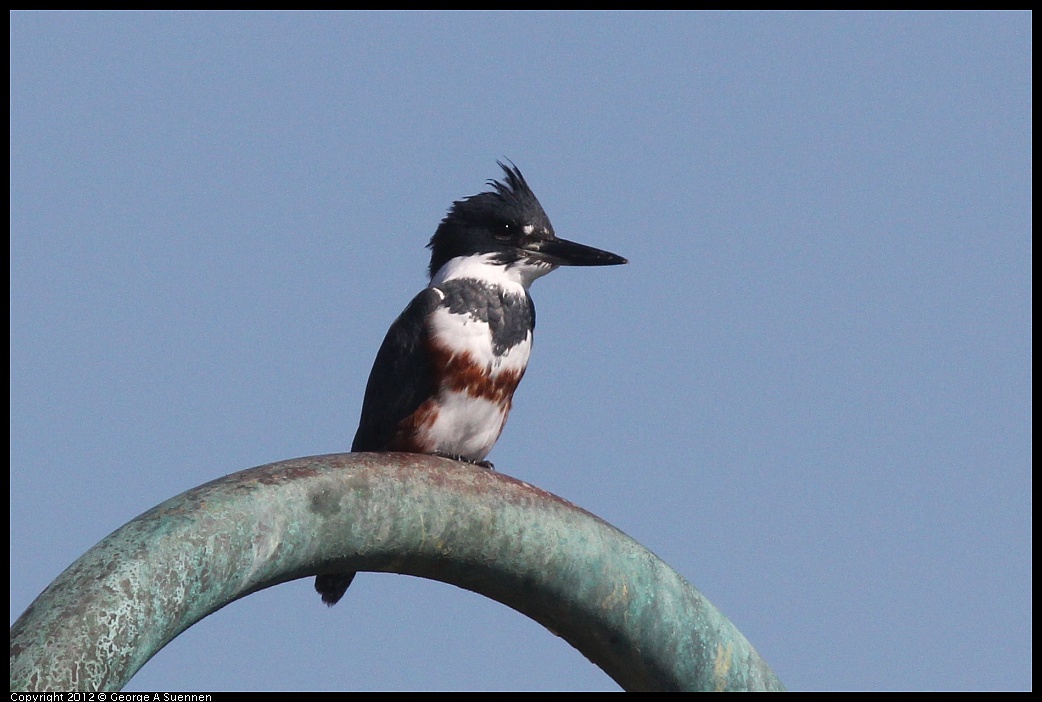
10 453 784 691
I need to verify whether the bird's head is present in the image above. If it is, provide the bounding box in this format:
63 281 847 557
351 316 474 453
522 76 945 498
427 162 627 284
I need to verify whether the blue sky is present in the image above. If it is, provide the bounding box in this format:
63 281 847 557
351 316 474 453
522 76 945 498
10 11 1031 691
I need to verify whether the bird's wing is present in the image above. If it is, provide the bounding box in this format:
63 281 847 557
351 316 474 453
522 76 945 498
351 287 442 452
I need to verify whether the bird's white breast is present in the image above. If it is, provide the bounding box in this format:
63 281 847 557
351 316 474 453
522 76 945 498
410 251 536 461
420 302 531 460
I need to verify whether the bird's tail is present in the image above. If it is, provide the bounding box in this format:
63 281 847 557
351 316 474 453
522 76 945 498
315 572 356 606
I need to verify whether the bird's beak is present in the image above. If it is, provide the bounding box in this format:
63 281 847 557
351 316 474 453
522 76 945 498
524 237 628 267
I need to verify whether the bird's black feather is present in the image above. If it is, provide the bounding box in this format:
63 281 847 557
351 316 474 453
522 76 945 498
351 288 442 452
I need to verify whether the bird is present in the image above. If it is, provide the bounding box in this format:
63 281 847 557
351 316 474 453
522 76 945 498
315 161 627 605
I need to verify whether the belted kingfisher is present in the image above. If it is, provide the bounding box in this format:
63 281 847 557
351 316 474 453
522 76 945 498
315 162 626 605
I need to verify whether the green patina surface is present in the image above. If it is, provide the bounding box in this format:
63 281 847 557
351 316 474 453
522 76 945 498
10 453 785 691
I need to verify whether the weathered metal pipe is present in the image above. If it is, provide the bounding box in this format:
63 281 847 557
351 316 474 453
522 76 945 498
10 453 784 691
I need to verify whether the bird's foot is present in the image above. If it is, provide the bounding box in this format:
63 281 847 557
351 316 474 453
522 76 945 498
434 451 495 471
